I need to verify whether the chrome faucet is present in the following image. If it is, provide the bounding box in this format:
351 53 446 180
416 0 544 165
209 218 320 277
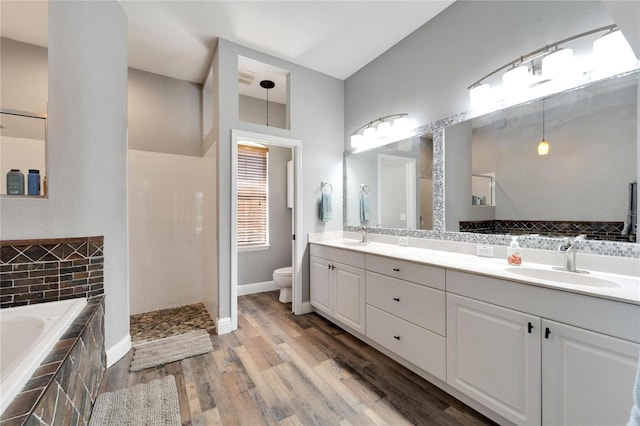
360 226 369 244
555 235 588 273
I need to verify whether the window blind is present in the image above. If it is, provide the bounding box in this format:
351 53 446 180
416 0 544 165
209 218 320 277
237 144 268 247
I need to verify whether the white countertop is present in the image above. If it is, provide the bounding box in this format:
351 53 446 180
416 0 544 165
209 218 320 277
310 239 640 306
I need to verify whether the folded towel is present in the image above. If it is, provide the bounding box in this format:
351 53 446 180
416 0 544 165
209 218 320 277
360 192 371 222
321 192 332 222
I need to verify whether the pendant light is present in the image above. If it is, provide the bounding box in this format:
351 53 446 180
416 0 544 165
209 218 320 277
260 79 275 126
538 98 550 156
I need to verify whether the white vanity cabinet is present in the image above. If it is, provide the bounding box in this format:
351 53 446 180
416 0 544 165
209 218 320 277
447 270 640 426
309 245 366 334
542 319 639 426
365 254 447 381
447 293 541 426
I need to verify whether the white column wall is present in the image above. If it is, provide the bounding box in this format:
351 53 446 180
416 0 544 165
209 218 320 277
0 1 129 354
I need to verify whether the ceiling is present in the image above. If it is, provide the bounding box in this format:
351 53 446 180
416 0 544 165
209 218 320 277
0 1 454 100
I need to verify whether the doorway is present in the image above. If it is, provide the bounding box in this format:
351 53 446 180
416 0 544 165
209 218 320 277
231 130 302 329
377 154 417 229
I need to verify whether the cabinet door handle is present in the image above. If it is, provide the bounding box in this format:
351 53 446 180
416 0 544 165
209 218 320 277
528 322 533 334
331 265 336 270
392 268 400 272
327 264 331 270
393 335 400 340
545 327 551 339
393 297 400 302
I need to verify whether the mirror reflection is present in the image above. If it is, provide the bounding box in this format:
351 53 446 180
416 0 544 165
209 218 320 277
1 111 47 196
346 133 433 230
445 71 638 242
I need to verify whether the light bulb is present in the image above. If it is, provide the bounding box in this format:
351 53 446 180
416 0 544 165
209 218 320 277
593 30 638 78
363 126 377 142
502 65 531 103
377 121 391 138
538 140 550 156
469 83 492 112
350 134 363 149
542 48 574 81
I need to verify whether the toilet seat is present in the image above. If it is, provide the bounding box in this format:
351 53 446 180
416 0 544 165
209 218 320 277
273 266 292 277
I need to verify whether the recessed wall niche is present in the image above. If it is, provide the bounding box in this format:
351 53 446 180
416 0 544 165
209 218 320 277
238 56 289 130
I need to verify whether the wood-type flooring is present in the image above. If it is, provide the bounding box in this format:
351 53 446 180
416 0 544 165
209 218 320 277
100 291 496 425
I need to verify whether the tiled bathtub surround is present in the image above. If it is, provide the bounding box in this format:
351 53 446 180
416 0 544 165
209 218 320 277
0 237 104 308
459 220 629 242
0 297 106 426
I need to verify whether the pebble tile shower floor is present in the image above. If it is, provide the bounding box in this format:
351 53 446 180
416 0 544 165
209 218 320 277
129 303 216 344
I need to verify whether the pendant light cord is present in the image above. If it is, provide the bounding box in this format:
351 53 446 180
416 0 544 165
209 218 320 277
542 98 545 140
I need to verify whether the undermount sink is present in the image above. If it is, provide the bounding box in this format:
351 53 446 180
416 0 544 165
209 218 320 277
505 267 622 288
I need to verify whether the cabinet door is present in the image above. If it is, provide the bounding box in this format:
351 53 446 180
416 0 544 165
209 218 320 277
334 262 366 334
447 294 541 426
310 256 332 315
542 319 640 426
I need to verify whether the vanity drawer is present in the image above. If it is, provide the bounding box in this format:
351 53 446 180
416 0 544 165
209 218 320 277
366 305 446 381
365 254 445 290
310 244 365 269
366 271 445 336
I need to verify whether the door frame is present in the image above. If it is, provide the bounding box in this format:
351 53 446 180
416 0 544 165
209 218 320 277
231 129 303 328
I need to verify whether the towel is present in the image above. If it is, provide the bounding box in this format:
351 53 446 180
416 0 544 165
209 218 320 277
360 192 371 222
622 182 637 236
320 192 332 222
629 354 640 426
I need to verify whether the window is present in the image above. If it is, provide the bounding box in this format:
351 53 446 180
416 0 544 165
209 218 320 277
237 143 268 247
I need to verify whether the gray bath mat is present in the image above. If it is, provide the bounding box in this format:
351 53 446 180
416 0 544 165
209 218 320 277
130 329 213 372
89 375 180 426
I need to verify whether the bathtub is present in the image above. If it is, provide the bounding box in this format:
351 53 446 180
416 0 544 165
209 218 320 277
0 298 87 414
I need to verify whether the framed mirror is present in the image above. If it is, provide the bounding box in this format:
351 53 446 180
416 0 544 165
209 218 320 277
345 132 433 230
445 70 638 242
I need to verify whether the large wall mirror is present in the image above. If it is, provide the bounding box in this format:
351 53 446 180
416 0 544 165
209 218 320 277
345 133 433 230
445 70 639 242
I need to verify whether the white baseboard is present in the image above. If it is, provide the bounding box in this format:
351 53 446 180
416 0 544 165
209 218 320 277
216 317 234 334
106 333 131 368
237 280 278 296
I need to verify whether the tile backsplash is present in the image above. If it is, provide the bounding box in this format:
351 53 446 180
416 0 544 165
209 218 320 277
0 236 104 308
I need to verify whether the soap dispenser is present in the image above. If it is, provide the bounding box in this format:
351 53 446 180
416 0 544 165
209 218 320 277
507 236 522 265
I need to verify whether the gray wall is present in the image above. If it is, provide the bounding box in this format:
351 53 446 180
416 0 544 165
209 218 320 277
128 68 203 156
238 145 292 285
0 37 48 113
215 38 344 320
345 1 615 145
0 1 129 352
239 94 286 129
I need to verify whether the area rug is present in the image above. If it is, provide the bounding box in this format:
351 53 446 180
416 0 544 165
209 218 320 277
89 375 180 426
130 329 213 372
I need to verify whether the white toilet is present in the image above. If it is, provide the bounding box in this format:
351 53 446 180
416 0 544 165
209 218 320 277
273 266 292 303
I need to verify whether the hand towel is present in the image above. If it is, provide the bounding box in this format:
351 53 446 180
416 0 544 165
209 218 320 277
623 182 637 236
360 192 371 222
321 192 332 222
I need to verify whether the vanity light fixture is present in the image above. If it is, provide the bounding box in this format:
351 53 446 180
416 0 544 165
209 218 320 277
468 24 639 115
593 28 638 79
538 98 549 156
350 113 416 152
259 79 275 126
